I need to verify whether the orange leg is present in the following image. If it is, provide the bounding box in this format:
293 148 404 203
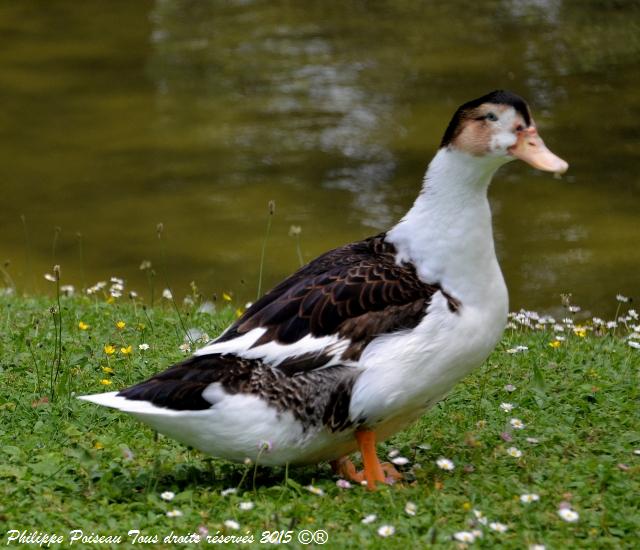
330 432 405 490
356 430 386 490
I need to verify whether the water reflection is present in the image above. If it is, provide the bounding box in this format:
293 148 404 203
149 0 399 228
0 0 638 316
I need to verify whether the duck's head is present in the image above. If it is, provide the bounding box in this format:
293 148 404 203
440 90 568 174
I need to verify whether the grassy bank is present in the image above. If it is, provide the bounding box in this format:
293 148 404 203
0 289 638 549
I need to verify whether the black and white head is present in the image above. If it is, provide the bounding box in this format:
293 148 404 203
440 90 568 174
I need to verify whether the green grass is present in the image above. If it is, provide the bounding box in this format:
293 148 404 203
0 290 638 549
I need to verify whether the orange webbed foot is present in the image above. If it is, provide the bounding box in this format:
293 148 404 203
380 462 403 483
331 433 404 490
330 456 364 484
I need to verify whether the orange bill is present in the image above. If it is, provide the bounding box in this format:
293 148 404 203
509 126 568 174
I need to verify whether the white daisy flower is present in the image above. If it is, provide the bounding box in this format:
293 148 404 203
568 305 581 313
507 447 522 458
377 525 395 537
633 449 640 456
305 485 324 496
162 288 173 300
557 508 579 522
489 522 508 533
221 488 237 497
453 531 475 543
44 273 56 282
606 321 617 329
436 458 455 471
616 294 629 302
473 509 488 525
628 341 640 350
520 493 540 503
526 437 540 444
166 509 182 518
529 545 546 550
404 502 417 516
506 345 528 354
500 402 514 412
121 446 134 460
510 418 525 429
160 491 175 501
224 520 240 530
504 384 517 392
361 514 377 524
238 502 254 511
336 479 352 489
391 456 410 466
138 343 150 351
387 449 400 458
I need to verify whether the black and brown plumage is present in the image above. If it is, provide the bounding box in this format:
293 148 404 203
81 90 567 489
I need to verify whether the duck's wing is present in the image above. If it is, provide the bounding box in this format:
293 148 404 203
104 234 455 414
200 232 457 370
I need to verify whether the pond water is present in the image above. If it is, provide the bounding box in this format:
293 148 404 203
1 0 639 318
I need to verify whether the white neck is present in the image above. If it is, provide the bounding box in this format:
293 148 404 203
387 148 509 305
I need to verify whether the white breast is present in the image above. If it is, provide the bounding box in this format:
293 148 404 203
349 148 510 425
349 286 506 425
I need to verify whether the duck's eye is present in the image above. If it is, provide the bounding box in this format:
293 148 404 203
486 112 498 122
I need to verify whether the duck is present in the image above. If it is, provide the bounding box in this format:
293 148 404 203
80 90 568 489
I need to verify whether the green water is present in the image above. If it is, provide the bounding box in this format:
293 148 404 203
1 0 639 317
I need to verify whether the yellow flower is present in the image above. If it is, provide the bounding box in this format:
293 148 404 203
100 379 112 385
104 344 116 355
549 340 562 348
106 296 115 304
574 328 587 338
137 323 146 331
94 441 104 449
223 292 232 302
101 366 114 374
462 502 472 511
235 308 244 318
78 321 90 330
120 345 133 355
116 320 126 330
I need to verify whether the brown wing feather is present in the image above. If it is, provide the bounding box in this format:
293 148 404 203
216 234 451 363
